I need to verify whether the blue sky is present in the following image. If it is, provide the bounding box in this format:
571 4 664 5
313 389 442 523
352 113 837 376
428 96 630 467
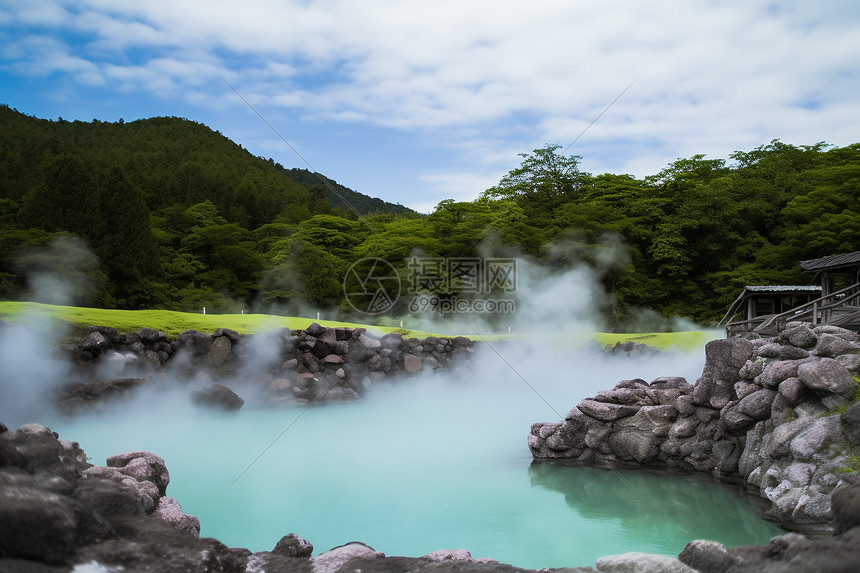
1 0 858 213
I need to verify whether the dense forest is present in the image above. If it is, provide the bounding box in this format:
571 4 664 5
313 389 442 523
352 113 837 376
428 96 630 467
1 104 858 327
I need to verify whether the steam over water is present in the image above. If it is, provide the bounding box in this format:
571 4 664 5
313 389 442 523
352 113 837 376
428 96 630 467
2 261 784 568
45 342 784 569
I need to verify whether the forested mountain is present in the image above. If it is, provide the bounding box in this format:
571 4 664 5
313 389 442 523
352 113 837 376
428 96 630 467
1 104 858 326
284 168 413 216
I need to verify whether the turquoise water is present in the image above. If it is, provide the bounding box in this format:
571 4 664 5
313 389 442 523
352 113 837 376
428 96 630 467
47 350 784 569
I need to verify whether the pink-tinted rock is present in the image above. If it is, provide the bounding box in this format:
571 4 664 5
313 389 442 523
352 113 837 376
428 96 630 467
735 389 777 420
311 542 384 573
207 335 232 367
423 549 473 561
81 465 160 513
403 353 422 373
756 360 805 389
798 359 857 398
595 387 648 405
272 533 313 558
106 451 170 494
576 399 639 422
154 496 200 536
270 378 291 391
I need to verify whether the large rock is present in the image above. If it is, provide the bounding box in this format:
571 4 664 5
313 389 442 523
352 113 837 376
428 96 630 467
677 540 742 573
207 335 233 367
79 330 110 356
789 416 843 461
841 401 860 447
764 417 815 459
832 485 860 533
81 464 160 514
735 389 777 420
798 359 857 398
272 533 314 558
310 542 384 573
0 474 78 564
693 338 753 408
607 428 659 464
154 496 201 536
577 400 639 422
106 451 170 494
595 551 696 572
191 384 245 411
814 333 859 358
779 324 818 349
0 422 250 572
6 424 82 484
76 473 152 521
403 353 423 373
756 359 806 389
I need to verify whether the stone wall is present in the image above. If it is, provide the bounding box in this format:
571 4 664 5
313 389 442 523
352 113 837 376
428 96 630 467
529 322 860 535
61 323 477 411
4 419 860 572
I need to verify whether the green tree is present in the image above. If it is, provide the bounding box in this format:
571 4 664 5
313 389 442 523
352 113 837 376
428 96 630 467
485 144 588 201
93 164 161 307
20 153 99 237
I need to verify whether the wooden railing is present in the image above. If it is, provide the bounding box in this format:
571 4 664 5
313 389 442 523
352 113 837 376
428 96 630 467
725 282 860 336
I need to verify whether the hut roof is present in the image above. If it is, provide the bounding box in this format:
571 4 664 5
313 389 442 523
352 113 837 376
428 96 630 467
742 285 821 293
800 251 860 272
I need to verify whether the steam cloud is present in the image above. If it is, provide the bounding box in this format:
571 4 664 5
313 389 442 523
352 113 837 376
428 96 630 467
0 240 725 567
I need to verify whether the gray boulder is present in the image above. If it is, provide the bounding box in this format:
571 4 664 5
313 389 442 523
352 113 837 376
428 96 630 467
310 542 384 573
693 338 753 408
577 400 639 422
841 401 860 447
207 335 233 367
596 551 696 572
798 359 857 398
814 333 859 358
190 383 245 411
272 533 314 558
779 324 818 349
677 539 742 573
735 389 777 420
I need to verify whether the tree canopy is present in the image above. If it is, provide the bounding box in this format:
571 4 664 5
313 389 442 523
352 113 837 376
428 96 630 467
2 104 858 327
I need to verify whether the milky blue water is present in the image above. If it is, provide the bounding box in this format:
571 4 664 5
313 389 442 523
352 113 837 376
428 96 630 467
47 347 785 570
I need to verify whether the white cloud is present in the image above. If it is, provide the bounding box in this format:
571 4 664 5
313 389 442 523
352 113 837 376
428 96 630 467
412 170 504 213
1 0 858 202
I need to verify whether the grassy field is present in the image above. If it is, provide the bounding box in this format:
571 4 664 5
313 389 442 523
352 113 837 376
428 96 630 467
0 301 719 350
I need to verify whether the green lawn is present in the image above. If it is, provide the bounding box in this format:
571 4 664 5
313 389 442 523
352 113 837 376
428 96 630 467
0 301 718 350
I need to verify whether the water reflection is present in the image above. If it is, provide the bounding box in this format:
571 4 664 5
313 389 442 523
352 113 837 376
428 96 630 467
528 461 784 552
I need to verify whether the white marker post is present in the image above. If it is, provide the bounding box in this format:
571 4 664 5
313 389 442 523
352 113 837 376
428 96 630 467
203 307 206 315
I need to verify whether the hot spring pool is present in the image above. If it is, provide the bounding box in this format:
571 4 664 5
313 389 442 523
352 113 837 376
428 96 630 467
47 350 785 570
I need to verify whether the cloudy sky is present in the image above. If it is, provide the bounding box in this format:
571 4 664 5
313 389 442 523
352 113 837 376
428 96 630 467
1 1 858 212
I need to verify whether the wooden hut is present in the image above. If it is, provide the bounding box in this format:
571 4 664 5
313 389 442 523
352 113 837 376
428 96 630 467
800 251 860 296
721 250 860 336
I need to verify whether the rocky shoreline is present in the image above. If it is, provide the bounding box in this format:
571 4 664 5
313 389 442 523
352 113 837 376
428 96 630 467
3 321 860 571
2 418 859 572
58 323 654 413
530 322 860 537
59 323 478 413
